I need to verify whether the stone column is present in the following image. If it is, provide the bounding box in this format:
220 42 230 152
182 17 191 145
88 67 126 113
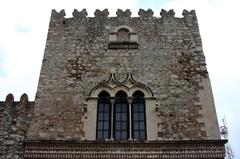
128 97 133 140
110 98 115 140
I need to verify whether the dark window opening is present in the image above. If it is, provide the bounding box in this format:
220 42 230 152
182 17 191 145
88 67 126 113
132 91 146 140
96 91 111 140
96 90 147 141
117 28 130 42
114 91 129 140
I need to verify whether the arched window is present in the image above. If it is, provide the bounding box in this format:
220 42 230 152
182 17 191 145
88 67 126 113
117 28 130 42
108 26 138 49
96 90 147 141
96 91 111 140
132 91 146 140
114 91 129 140
86 73 155 141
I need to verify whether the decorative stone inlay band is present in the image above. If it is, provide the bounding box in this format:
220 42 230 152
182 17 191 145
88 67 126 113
108 42 138 49
24 140 226 159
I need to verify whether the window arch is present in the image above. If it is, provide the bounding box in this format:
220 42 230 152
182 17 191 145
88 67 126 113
132 91 146 140
96 91 111 140
114 91 129 140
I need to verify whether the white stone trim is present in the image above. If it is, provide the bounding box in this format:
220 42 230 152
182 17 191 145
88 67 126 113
113 25 134 32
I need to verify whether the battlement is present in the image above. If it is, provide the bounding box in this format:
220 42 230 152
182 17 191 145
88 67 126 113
51 9 196 19
48 8 199 35
0 93 34 159
0 93 33 113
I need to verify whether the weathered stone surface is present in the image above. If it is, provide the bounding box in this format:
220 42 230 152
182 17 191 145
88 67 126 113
26 9 220 142
0 94 34 159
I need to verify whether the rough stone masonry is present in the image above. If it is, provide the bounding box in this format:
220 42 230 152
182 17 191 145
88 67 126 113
28 8 220 140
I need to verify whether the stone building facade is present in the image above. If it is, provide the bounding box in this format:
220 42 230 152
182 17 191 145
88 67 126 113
0 9 226 158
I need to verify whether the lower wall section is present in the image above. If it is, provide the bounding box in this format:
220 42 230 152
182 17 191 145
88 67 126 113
24 140 227 159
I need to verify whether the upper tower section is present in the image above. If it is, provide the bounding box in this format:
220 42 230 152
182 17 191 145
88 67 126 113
27 9 220 141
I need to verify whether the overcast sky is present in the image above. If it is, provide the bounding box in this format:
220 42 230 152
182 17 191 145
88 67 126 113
0 0 239 157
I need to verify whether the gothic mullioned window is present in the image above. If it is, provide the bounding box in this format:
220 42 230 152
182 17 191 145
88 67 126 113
85 73 155 141
96 90 146 141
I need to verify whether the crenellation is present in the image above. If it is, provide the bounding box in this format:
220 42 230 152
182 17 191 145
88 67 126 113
94 9 109 18
20 94 28 102
72 9 87 19
5 93 14 104
160 9 175 18
138 9 154 18
182 9 197 25
49 9 202 20
116 9 132 18
51 9 65 20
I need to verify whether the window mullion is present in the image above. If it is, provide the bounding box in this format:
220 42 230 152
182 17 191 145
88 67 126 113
110 98 114 140
129 97 132 140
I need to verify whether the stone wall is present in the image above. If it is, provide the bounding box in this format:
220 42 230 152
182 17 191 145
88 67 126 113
0 94 34 159
26 9 220 141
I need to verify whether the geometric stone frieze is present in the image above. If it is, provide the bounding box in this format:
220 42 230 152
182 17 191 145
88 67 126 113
108 42 138 49
24 140 227 159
